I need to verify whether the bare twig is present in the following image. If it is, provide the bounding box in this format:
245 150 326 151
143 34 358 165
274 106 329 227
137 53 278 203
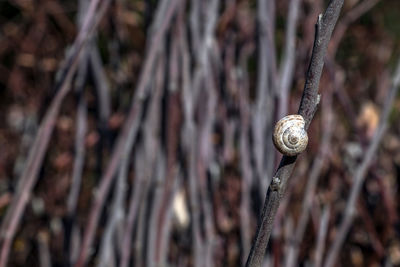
73 1 180 265
146 155 166 267
67 65 88 219
198 70 218 267
284 71 334 267
253 0 273 198
179 3 204 264
0 0 111 265
89 46 111 125
96 147 127 267
65 52 89 265
183 0 221 266
278 0 301 119
314 205 330 267
323 58 400 267
118 150 147 267
38 232 52 267
198 2 220 263
67 0 90 216
239 43 255 265
245 1 344 266
153 29 181 266
64 0 90 262
119 48 165 267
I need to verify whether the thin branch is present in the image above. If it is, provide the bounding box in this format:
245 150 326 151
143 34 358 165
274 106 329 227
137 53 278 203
96 144 127 267
323 58 400 267
65 53 89 265
38 232 52 267
238 43 254 266
89 45 111 125
253 0 272 198
284 70 334 267
0 0 111 265
314 205 330 267
278 0 301 119
73 0 180 265
179 3 203 264
153 29 180 266
146 155 166 267
67 62 88 219
67 0 90 215
119 47 164 267
245 1 344 266
118 149 147 267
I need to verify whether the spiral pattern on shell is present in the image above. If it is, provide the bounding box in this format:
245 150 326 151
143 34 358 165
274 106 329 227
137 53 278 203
272 115 308 156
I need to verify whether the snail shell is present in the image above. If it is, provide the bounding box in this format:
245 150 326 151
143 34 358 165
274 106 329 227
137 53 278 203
273 115 308 156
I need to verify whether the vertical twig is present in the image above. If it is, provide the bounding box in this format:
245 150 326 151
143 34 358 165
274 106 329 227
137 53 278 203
277 0 301 119
65 2 90 261
153 27 181 266
73 1 180 265
314 205 330 267
146 154 166 267
89 45 111 126
38 232 52 267
145 47 167 267
238 43 255 266
179 2 203 264
119 48 165 267
185 0 221 266
245 1 344 266
65 55 89 265
253 0 272 198
96 150 127 267
284 75 334 267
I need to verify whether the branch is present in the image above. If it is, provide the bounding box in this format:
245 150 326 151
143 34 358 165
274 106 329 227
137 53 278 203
284 82 334 267
245 1 344 266
278 0 301 119
0 0 111 265
119 42 164 267
73 0 181 265
253 0 275 199
314 205 330 267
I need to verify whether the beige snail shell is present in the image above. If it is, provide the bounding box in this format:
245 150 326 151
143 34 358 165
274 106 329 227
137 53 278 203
272 115 308 156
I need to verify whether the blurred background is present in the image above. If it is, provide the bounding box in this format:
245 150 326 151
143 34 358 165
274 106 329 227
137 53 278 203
0 0 400 266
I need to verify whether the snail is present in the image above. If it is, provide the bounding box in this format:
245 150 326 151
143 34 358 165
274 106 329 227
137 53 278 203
272 115 308 156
